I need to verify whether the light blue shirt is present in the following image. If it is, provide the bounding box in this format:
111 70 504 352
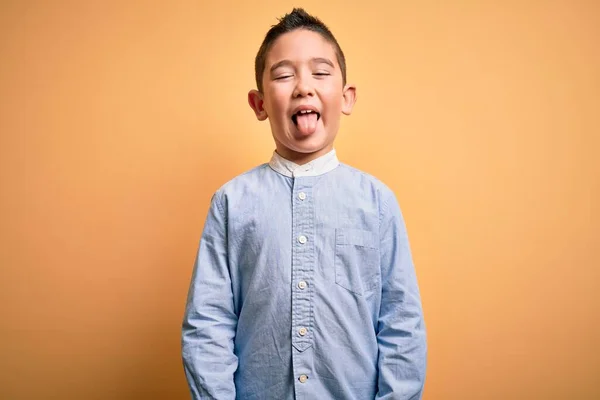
182 150 427 399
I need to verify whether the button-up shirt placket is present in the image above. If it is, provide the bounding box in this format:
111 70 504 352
291 175 315 398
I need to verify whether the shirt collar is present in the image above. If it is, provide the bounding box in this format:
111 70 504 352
268 149 340 178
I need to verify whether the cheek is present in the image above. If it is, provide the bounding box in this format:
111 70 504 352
265 90 288 117
322 92 344 115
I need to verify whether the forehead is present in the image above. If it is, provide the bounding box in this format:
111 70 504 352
266 29 338 66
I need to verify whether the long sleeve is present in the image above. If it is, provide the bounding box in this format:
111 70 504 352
182 191 238 399
376 190 427 400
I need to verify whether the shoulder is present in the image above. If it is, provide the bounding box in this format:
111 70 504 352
211 163 277 207
336 163 404 224
216 163 270 193
337 163 397 200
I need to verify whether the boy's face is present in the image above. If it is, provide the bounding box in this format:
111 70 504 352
248 29 356 164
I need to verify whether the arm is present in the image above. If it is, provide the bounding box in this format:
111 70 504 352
182 191 238 399
376 190 427 400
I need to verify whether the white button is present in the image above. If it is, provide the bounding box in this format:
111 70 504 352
298 235 307 244
297 281 307 290
298 327 307 336
298 374 308 383
298 192 306 200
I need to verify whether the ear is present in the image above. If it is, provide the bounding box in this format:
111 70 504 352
341 84 357 116
248 90 268 121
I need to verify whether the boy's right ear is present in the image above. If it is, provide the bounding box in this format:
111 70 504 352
248 90 268 121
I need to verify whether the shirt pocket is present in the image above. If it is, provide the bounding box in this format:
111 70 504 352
335 228 380 295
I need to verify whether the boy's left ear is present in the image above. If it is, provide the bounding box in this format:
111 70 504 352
341 84 357 116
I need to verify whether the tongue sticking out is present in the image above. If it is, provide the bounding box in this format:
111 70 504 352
296 113 319 135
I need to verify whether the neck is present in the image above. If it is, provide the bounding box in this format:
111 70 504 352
275 144 333 165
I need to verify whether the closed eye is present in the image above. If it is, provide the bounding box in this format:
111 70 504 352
274 75 293 80
314 72 330 77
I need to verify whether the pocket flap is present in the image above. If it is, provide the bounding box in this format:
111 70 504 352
336 228 377 249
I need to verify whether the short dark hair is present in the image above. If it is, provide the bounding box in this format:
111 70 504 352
254 8 347 93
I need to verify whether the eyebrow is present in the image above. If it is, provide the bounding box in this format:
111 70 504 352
311 57 335 68
269 57 335 73
269 60 293 73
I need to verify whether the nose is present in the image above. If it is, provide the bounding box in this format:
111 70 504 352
293 74 315 98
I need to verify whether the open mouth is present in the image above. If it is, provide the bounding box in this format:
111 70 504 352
291 109 321 126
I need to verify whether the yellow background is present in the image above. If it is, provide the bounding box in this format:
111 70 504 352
1 1 598 399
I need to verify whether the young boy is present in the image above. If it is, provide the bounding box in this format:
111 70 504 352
182 8 426 400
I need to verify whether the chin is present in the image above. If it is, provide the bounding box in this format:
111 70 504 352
290 142 332 155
